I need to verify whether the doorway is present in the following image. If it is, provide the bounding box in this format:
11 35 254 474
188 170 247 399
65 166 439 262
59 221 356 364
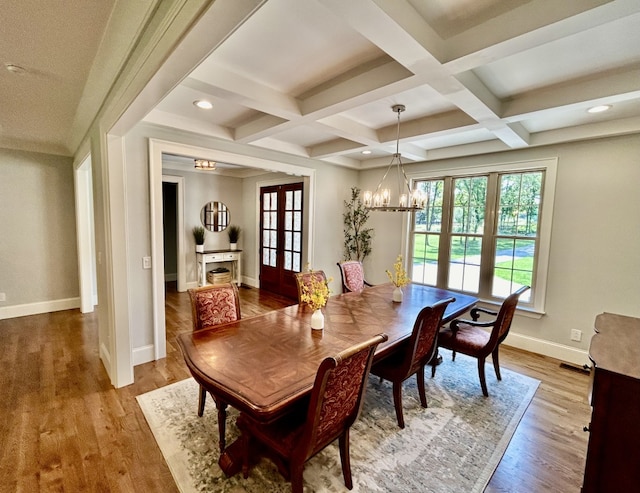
259 182 304 299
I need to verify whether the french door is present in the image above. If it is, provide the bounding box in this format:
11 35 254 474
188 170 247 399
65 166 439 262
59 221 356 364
259 183 304 299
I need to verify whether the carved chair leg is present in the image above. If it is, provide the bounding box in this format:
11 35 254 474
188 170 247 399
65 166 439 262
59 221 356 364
452 350 457 361
214 398 228 452
290 460 305 493
197 385 207 417
392 381 405 429
417 365 428 408
478 358 489 397
492 348 502 381
339 430 353 490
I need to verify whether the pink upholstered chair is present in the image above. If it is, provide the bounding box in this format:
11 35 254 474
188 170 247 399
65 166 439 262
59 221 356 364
370 298 454 428
238 333 388 493
437 286 529 397
337 261 372 293
188 282 241 450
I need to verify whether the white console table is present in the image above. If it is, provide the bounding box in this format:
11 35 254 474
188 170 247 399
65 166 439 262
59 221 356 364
196 250 242 287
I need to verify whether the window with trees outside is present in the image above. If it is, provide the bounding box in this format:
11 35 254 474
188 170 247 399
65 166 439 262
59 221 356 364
409 158 556 313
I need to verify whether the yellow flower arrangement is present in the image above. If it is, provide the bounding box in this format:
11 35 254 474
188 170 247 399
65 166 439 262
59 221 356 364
299 268 332 311
386 254 411 288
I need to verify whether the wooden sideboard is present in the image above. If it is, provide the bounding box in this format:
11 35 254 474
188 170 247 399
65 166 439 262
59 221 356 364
582 312 640 493
196 250 242 286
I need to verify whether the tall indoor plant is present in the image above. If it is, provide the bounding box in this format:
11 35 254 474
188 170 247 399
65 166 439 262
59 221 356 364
343 187 373 262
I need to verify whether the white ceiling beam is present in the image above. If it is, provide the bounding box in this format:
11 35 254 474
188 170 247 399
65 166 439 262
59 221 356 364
503 67 640 121
444 0 626 70
143 109 234 140
317 0 444 73
234 114 288 142
183 67 301 119
235 61 419 143
315 115 380 146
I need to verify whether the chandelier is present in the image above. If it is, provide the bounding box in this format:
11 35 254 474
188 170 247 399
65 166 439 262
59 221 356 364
363 105 426 212
194 159 216 170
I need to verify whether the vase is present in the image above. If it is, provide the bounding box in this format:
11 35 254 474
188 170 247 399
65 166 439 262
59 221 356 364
310 309 324 330
196 244 204 253
392 286 403 303
230 243 238 251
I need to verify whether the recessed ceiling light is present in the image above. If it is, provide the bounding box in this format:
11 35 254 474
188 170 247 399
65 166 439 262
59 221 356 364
5 63 26 75
193 100 213 110
361 150 372 155
588 105 611 114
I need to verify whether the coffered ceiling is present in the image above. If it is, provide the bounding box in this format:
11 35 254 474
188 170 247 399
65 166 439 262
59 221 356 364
2 0 639 167
145 0 640 169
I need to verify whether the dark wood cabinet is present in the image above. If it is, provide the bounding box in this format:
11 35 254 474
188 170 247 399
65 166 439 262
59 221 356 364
582 312 640 493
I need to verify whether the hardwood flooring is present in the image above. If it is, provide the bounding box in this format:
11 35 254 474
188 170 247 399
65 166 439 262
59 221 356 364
0 283 592 492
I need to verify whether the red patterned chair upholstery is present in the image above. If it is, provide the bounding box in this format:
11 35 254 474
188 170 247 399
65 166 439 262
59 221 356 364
370 298 454 428
437 286 529 397
188 282 241 450
337 261 373 293
294 270 327 304
238 333 388 493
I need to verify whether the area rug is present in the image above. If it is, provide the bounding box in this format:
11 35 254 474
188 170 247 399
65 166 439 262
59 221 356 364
137 352 539 493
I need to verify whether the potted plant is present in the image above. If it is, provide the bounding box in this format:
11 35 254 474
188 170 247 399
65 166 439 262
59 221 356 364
227 225 241 250
343 187 373 262
192 226 205 253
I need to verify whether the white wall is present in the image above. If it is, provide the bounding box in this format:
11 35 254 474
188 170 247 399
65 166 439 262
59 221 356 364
0 148 80 318
361 134 640 362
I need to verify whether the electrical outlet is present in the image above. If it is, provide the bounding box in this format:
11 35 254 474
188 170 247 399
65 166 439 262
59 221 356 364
571 329 582 342
143 256 152 269
0 292 6 302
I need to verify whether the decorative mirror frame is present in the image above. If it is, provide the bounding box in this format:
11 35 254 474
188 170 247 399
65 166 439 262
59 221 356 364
200 201 229 232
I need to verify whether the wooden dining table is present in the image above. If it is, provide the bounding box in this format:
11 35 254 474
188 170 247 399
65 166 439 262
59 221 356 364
177 282 477 476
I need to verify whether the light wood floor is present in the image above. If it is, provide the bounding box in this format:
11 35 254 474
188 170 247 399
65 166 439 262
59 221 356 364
0 283 592 492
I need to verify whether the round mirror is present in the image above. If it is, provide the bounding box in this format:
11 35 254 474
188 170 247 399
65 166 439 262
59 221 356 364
201 201 229 232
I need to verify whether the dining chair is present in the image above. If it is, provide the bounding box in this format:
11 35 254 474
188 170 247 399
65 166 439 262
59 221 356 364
437 285 530 396
337 260 373 293
370 298 454 428
294 269 327 304
188 282 241 451
238 333 388 493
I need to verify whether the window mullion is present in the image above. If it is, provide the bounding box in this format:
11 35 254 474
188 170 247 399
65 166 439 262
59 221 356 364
437 176 453 287
479 173 499 299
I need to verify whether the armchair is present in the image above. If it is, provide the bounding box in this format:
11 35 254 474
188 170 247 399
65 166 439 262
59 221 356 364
437 286 530 396
187 282 241 451
370 298 454 428
238 333 388 492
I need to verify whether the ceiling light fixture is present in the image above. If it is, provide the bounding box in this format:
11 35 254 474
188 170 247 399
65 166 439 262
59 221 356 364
193 100 213 110
361 150 372 155
194 159 216 170
363 105 426 212
588 105 611 114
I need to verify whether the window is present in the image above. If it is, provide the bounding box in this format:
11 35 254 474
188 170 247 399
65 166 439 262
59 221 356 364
409 158 556 312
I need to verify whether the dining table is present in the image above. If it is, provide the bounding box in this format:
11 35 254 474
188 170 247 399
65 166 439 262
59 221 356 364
177 282 478 476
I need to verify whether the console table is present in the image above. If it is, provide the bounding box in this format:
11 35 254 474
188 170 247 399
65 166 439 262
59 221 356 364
196 250 242 286
582 312 640 492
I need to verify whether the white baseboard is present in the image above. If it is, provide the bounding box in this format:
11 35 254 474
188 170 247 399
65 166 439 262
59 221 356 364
0 297 80 320
133 344 155 366
503 331 590 367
